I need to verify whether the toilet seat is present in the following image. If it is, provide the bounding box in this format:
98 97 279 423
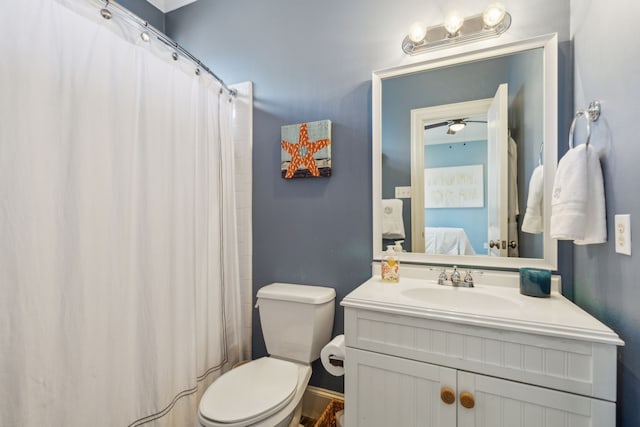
199 357 299 426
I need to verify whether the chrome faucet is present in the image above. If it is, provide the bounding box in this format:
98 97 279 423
437 266 474 287
450 266 461 286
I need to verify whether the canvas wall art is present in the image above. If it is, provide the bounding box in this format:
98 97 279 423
424 164 484 208
281 120 331 179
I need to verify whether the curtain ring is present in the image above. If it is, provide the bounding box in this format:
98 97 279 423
568 109 591 149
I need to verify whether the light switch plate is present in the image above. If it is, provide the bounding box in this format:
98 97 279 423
395 186 412 198
615 214 631 256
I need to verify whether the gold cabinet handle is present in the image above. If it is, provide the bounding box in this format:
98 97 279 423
508 240 518 249
489 240 499 249
440 387 455 405
459 391 475 409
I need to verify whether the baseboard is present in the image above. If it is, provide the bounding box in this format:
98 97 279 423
302 385 344 420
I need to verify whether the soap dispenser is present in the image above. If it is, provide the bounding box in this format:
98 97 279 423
381 245 399 283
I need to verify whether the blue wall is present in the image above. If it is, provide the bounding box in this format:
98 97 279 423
164 0 573 394
425 140 488 254
571 2 640 426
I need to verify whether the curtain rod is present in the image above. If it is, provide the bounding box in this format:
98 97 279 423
102 0 236 97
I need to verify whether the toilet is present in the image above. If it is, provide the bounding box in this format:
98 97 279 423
198 283 336 427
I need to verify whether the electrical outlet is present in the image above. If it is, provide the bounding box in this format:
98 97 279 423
395 186 412 198
615 214 631 256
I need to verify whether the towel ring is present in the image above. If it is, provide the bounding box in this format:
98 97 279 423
569 110 591 148
568 100 601 149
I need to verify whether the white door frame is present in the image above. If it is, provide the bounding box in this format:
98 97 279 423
410 98 492 253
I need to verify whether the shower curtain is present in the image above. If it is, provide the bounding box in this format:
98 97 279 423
0 1 245 426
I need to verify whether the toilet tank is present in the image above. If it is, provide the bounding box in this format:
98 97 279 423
257 283 335 363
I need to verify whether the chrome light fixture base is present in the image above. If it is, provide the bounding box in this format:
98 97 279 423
402 12 512 55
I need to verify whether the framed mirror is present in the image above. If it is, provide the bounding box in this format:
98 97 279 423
373 34 558 270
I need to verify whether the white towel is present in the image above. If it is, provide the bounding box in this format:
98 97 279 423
382 199 405 239
521 165 544 234
575 145 607 245
550 144 606 244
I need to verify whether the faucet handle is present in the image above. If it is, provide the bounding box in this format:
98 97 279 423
437 268 448 285
463 270 474 287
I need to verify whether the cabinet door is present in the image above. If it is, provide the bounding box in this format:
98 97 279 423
457 371 616 427
345 348 456 427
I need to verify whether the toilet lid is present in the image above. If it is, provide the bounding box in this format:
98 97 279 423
199 357 299 424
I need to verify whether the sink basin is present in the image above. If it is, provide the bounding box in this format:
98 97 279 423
400 286 522 313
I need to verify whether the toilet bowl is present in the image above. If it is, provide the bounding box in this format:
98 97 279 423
198 283 335 427
198 357 311 427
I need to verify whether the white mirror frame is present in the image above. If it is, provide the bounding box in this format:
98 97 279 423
373 33 558 270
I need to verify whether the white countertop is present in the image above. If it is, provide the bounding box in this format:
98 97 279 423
341 275 623 346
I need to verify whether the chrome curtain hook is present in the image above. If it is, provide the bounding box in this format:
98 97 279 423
100 0 112 19
100 8 112 19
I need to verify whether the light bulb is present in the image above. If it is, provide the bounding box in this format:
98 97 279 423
140 31 150 42
444 10 464 35
408 21 427 43
483 2 506 28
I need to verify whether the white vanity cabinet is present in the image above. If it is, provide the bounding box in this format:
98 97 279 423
347 347 613 426
342 276 623 427
346 348 457 426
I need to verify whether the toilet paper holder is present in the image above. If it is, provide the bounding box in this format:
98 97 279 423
321 334 346 376
328 356 344 367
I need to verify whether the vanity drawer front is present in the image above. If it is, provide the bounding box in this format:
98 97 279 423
344 307 617 401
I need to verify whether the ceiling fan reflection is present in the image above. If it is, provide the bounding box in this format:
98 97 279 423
424 118 488 134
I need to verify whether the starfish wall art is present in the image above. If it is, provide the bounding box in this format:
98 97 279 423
281 120 332 179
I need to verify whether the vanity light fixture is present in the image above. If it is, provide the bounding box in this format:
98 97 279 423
402 2 511 55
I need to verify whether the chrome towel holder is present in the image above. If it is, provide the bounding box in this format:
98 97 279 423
569 100 601 148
